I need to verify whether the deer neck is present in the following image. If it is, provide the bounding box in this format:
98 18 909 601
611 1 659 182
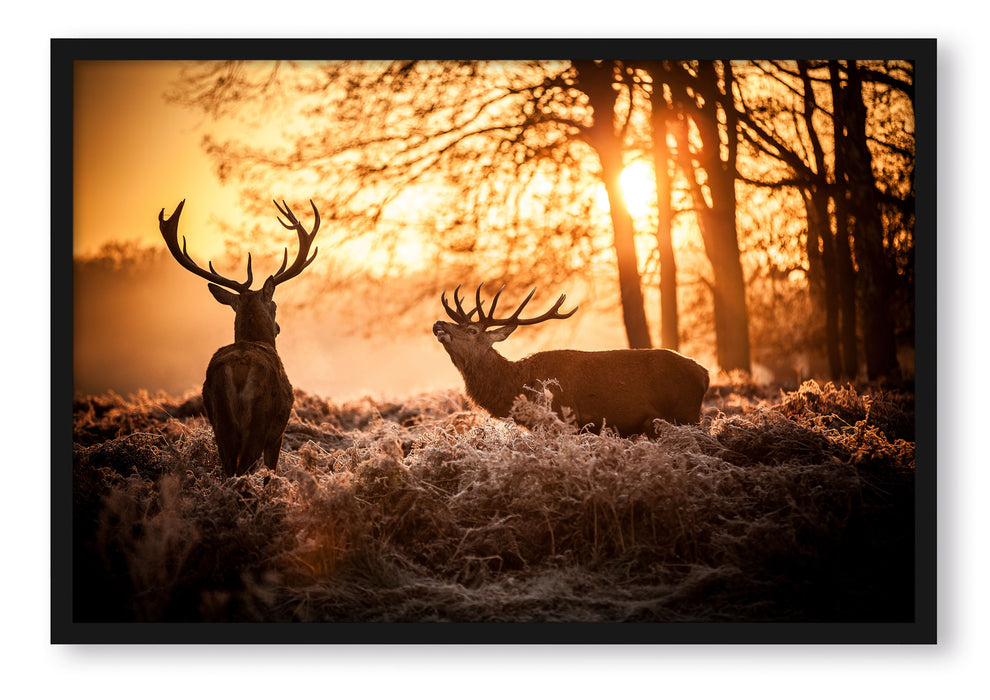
233 311 277 348
454 347 524 418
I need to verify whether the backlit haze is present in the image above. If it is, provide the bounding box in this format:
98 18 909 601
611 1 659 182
74 61 447 400
72 61 639 401
74 62 240 259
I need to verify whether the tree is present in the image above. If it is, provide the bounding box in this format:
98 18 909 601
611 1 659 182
734 59 914 381
572 60 651 348
796 59 843 379
661 61 752 373
169 60 657 347
827 60 867 379
647 64 681 351
165 57 916 384
835 60 902 380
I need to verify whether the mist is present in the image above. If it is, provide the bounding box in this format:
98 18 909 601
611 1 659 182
71 252 640 402
72 255 466 401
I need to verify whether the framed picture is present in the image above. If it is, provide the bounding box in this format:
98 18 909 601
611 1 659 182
53 37 935 643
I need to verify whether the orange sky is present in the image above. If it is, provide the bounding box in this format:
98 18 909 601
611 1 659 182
71 60 718 400
74 61 242 258
70 61 617 400
72 61 462 399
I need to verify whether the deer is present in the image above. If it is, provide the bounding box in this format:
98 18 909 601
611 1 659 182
158 199 320 476
433 284 710 437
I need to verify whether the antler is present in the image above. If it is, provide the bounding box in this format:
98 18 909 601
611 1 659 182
159 200 254 293
271 199 320 286
440 285 477 324
442 284 578 328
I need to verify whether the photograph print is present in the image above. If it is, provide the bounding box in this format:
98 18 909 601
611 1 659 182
55 39 935 643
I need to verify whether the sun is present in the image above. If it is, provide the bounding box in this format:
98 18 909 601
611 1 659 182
619 161 656 219
594 160 657 219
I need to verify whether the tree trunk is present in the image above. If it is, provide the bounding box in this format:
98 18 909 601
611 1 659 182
841 61 900 380
804 189 842 379
602 155 653 349
648 64 680 350
833 190 860 379
698 197 752 373
574 60 653 349
829 60 861 379
797 60 841 380
678 61 751 373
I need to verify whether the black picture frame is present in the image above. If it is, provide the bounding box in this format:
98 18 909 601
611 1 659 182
52 37 936 644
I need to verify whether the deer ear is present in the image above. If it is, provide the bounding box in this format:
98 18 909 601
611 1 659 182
261 276 276 302
487 325 516 343
208 284 239 309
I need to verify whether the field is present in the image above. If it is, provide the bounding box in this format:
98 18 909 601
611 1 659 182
69 377 916 627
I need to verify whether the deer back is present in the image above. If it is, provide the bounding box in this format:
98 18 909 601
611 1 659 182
203 341 293 476
519 348 710 434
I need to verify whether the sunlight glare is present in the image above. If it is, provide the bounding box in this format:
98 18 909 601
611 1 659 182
620 161 656 219
593 161 656 220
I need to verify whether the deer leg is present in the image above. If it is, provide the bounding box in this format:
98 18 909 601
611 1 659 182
263 437 283 473
215 439 236 477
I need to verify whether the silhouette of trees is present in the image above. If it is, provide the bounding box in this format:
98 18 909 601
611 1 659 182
571 60 651 348
165 57 916 381
169 61 660 348
736 59 915 380
643 62 681 352
652 61 752 372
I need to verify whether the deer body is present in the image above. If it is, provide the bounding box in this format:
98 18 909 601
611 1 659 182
434 285 709 437
204 341 293 474
159 199 320 476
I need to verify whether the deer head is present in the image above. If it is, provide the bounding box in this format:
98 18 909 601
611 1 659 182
433 284 577 372
158 199 320 347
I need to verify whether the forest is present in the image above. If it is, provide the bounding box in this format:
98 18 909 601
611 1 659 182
155 57 917 382
64 55 926 634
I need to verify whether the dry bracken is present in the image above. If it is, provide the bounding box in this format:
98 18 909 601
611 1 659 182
70 378 916 622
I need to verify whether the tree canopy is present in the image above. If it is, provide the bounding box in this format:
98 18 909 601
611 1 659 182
165 57 916 382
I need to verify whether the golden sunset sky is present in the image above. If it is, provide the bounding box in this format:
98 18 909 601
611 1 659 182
74 61 242 258
70 59 640 400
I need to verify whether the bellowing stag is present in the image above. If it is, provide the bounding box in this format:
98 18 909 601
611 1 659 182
433 284 709 437
158 199 320 476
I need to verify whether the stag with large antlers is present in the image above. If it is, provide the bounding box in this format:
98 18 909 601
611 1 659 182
159 199 320 476
433 284 709 437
